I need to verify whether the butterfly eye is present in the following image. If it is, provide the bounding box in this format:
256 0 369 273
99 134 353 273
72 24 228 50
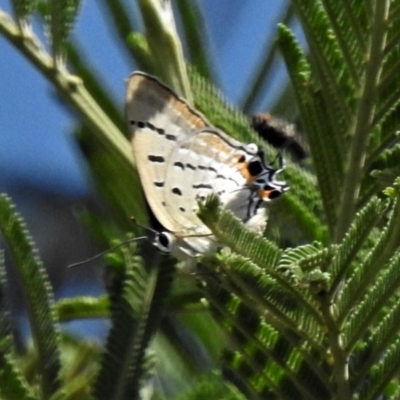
153 232 173 253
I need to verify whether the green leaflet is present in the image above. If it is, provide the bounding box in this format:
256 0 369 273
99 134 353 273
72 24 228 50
93 242 176 400
11 0 37 23
0 194 62 398
48 0 82 63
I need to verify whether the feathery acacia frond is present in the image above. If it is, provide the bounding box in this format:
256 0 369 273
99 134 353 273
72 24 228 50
2 1 400 399
93 242 175 399
48 0 82 64
0 194 61 397
11 0 37 27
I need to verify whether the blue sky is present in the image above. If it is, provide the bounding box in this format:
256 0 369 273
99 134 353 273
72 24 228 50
0 1 288 198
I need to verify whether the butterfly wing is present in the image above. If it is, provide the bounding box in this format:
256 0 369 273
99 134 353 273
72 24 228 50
163 128 265 236
126 72 210 232
126 72 274 257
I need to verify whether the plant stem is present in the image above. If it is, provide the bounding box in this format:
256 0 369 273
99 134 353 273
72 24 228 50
334 0 389 242
320 292 351 399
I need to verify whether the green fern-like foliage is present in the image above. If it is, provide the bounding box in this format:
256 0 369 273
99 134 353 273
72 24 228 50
198 190 400 399
2 1 400 399
0 194 61 398
93 241 176 400
11 0 37 28
195 2 400 398
48 0 82 64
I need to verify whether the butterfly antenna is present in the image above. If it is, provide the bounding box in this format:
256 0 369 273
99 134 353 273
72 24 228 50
68 235 147 268
269 147 287 171
273 132 301 169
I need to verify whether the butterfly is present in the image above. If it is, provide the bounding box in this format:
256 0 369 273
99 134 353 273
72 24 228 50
125 72 288 258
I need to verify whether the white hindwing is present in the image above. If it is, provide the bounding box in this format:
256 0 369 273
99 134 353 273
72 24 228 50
126 72 209 232
126 72 270 256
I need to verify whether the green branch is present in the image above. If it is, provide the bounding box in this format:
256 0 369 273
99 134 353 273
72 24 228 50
334 0 389 241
